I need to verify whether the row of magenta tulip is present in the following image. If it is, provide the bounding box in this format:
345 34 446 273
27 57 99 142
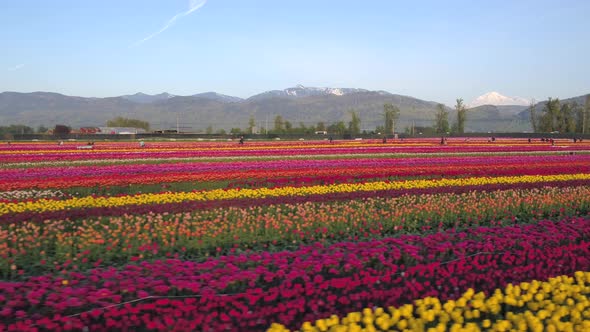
2 155 589 192
3 154 586 181
3 150 584 170
3 185 590 278
2 140 589 163
269 271 590 332
2 217 590 331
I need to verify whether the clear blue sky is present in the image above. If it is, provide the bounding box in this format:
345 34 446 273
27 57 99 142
1 0 589 105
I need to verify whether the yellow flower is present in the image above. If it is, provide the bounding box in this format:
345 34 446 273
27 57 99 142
275 272 590 332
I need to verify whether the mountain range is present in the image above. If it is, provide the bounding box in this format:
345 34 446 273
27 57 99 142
0 86 587 133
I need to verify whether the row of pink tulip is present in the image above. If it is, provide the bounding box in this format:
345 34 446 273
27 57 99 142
4 154 588 181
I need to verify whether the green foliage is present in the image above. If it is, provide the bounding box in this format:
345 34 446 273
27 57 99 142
205 125 214 134
455 98 467 134
528 100 537 133
248 115 256 133
273 115 284 134
0 124 34 136
106 116 150 130
327 121 347 135
316 122 326 132
538 98 560 132
36 125 49 134
582 95 590 134
536 98 579 133
348 110 361 135
433 103 450 134
560 103 576 133
383 103 400 135
284 121 293 131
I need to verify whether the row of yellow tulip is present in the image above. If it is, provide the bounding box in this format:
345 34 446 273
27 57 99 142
2 173 590 216
269 271 590 332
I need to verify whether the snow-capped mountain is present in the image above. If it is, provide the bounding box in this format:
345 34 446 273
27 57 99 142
469 92 530 107
249 84 375 100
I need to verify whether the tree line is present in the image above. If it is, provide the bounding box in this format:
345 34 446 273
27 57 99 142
233 98 467 136
529 95 590 134
0 125 48 136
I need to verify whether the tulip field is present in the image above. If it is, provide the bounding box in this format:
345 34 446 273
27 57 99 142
2 137 590 331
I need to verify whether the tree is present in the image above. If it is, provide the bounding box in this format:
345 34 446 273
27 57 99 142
584 95 590 134
348 110 361 135
53 124 71 137
316 122 326 132
454 99 467 134
248 116 256 134
106 117 150 131
205 125 214 134
273 115 284 133
538 98 560 132
216 128 226 135
296 122 307 134
36 125 49 134
327 121 347 136
230 128 242 135
284 121 293 133
434 103 450 134
528 99 537 133
560 103 576 133
383 103 400 135
0 125 34 136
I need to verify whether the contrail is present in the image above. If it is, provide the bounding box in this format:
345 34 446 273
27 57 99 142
130 0 207 47
7 64 25 71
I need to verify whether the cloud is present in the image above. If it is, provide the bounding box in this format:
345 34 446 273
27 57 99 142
7 64 25 71
130 0 207 47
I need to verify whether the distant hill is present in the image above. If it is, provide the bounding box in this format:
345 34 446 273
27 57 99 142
122 92 242 104
191 92 243 103
0 87 587 133
121 92 176 104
